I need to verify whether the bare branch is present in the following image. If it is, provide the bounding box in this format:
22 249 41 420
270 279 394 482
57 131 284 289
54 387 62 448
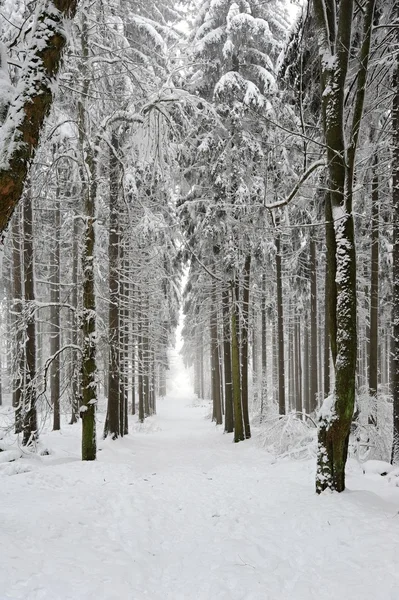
265 160 326 210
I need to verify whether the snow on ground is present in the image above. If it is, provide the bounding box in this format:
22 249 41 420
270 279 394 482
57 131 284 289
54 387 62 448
1 348 399 599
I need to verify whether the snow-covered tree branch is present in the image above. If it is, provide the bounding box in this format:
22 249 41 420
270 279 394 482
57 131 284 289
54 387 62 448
0 0 79 234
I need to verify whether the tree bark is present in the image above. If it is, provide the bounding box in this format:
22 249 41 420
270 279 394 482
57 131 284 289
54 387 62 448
310 235 318 412
50 179 61 431
211 283 222 425
392 3 399 463
241 254 251 438
369 152 379 422
79 10 97 461
69 205 80 425
0 0 79 234
260 273 267 419
295 315 302 413
323 261 330 398
131 346 136 415
315 0 376 492
222 288 234 433
22 186 38 447
324 192 337 365
276 226 285 415
288 307 294 410
105 133 121 440
138 289 145 423
12 209 23 433
120 253 129 433
303 316 310 414
231 283 244 442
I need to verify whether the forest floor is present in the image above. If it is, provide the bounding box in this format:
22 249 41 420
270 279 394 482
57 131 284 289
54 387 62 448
1 349 399 599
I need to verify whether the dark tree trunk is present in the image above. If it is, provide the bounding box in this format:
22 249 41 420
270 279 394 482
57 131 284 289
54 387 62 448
231 283 244 442
143 325 150 417
369 152 379 422
0 0 80 234
323 262 330 398
260 273 267 419
310 235 318 412
241 254 251 438
295 315 302 413
79 12 97 461
22 188 38 447
80 194 97 460
392 10 399 463
222 288 234 433
288 308 294 411
303 315 310 414
105 134 121 439
315 0 376 491
50 186 61 431
159 341 167 399
69 208 80 425
138 292 145 423
272 316 278 406
211 283 222 425
12 209 23 433
119 248 128 434
200 340 204 400
131 283 136 415
131 340 136 415
122 257 129 432
276 227 285 415
324 193 337 366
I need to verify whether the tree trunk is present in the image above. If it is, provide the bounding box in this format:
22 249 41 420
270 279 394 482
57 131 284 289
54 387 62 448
0 0 80 233
79 11 97 461
295 315 302 413
231 283 244 442
310 235 318 412
369 152 379 423
303 315 309 414
200 340 204 399
211 283 222 425
288 308 294 411
323 262 330 398
276 227 285 415
22 187 38 447
222 288 234 433
80 188 97 460
392 7 399 463
315 0 375 492
138 291 145 423
131 339 136 415
105 134 121 440
241 254 251 438
12 209 23 433
324 193 337 366
50 183 61 431
260 273 267 419
121 254 129 433
143 325 150 417
69 206 80 425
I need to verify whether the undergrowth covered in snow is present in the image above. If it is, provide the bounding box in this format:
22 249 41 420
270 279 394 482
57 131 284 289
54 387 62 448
254 390 394 466
254 411 317 460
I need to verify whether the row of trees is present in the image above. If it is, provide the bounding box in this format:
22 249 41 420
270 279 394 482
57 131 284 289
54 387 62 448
0 0 398 493
178 0 398 492
0 0 181 459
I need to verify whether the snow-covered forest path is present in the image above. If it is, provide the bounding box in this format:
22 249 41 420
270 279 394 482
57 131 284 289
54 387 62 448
2 349 399 599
